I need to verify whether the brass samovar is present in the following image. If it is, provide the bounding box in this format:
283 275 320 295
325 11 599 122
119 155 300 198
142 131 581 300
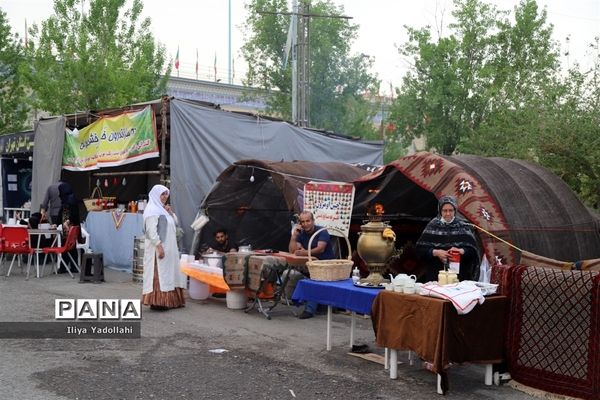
356 205 396 285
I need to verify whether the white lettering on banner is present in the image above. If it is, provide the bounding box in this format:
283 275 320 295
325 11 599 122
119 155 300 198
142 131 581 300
55 299 142 320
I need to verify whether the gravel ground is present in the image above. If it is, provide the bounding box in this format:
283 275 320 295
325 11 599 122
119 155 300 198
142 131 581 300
0 267 536 400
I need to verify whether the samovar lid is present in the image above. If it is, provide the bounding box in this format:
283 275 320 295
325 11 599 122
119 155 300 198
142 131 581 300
360 220 390 232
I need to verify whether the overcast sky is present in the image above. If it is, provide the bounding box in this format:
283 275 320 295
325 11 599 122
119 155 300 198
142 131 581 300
3 0 599 94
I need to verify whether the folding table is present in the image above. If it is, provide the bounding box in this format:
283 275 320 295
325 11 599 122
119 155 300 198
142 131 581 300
291 278 380 350
27 228 62 278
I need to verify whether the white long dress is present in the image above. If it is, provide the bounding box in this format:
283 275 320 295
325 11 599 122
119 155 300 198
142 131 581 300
142 214 186 295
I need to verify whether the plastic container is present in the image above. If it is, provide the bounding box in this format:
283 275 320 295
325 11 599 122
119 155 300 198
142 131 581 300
226 289 247 309
189 278 210 300
352 267 360 284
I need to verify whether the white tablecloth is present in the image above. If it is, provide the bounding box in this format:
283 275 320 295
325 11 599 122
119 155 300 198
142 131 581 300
85 211 144 271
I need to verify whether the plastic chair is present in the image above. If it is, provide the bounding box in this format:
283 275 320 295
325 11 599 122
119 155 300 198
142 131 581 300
41 226 80 279
3 226 34 278
76 224 90 266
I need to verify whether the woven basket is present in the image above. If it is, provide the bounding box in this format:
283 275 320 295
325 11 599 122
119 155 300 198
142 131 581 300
84 186 104 211
306 227 353 281
83 186 115 211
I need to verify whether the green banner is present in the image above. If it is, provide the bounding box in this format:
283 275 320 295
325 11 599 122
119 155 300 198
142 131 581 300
62 106 159 171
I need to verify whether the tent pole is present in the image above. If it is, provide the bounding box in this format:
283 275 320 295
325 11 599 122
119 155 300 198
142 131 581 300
160 96 168 185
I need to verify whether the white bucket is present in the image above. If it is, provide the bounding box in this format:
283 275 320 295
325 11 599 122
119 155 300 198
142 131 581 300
189 278 210 300
226 290 247 309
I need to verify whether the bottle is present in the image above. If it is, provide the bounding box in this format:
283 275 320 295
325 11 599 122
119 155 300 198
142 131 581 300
352 266 360 284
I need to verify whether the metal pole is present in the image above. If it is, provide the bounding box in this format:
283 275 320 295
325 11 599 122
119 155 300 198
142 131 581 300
228 0 232 84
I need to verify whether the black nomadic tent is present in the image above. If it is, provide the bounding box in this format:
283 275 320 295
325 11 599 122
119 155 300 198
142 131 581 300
196 159 372 254
353 152 600 269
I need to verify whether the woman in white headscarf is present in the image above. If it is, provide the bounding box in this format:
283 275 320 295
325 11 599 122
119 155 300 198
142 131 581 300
142 185 186 310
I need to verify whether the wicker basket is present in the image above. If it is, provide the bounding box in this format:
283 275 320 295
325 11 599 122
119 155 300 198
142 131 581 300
306 227 353 281
83 186 104 211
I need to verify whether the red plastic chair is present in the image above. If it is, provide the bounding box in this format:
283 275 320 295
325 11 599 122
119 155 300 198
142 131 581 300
3 226 34 278
42 226 80 279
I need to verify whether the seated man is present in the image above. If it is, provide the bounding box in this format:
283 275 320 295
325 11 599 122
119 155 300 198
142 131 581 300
197 228 237 257
288 211 334 319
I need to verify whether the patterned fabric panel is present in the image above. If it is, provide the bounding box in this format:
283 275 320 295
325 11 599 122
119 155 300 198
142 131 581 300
507 266 600 400
246 255 287 292
391 152 517 265
222 253 251 290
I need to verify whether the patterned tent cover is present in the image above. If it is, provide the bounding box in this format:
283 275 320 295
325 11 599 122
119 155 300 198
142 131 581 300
353 152 600 268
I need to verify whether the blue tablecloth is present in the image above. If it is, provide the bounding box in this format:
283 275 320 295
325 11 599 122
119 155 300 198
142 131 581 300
292 279 381 315
85 211 144 271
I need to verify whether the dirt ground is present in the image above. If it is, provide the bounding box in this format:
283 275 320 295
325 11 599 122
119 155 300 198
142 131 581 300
0 267 536 400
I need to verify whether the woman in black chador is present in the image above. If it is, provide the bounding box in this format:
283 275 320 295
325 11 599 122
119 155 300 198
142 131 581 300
416 195 480 282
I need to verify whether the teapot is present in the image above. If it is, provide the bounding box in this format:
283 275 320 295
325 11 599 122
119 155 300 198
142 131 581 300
389 273 417 286
238 245 252 253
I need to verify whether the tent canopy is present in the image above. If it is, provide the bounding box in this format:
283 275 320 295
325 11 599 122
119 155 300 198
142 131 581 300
353 152 600 264
170 99 383 252
196 159 371 253
27 98 383 252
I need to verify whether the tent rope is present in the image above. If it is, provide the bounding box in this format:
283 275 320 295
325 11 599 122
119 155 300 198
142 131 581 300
467 223 525 253
239 164 352 183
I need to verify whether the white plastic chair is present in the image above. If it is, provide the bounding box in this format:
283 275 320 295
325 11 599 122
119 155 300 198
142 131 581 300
76 224 90 266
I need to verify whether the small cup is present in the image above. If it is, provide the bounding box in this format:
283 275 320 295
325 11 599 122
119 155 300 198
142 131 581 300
382 283 393 291
393 284 404 293
415 283 424 294
403 286 416 294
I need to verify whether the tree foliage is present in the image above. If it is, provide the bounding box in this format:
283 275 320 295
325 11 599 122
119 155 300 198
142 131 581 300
388 0 600 208
241 0 380 137
24 0 169 114
0 8 29 134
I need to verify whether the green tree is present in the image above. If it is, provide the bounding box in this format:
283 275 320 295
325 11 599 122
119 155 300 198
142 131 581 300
0 8 29 134
388 0 559 156
241 0 379 137
24 0 169 114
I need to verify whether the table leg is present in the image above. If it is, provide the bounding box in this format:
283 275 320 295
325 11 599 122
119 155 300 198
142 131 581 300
408 350 415 366
437 374 443 395
350 311 356 348
326 305 332 351
484 364 492 385
384 348 389 370
389 349 398 379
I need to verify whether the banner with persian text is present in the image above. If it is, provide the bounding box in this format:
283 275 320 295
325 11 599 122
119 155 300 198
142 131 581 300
303 181 355 237
62 106 159 171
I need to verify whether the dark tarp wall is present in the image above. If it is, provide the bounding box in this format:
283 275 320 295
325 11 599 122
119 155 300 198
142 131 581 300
196 160 371 254
353 152 600 265
169 99 384 253
31 117 65 212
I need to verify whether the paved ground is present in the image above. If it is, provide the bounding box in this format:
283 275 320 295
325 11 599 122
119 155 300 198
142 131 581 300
0 267 536 400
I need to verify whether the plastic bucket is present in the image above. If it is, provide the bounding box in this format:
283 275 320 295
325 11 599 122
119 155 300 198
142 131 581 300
189 278 210 300
226 290 247 309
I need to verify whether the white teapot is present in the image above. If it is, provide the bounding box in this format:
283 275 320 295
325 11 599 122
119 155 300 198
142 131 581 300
389 273 417 286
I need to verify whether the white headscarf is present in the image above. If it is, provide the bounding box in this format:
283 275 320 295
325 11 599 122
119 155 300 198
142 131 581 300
143 184 172 222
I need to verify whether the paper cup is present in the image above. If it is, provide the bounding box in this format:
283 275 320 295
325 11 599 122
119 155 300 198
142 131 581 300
448 251 461 273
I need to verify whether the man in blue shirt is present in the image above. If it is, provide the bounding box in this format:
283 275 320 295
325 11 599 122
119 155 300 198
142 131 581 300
288 211 334 319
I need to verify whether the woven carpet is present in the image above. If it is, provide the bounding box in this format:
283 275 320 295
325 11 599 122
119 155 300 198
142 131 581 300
507 266 600 400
